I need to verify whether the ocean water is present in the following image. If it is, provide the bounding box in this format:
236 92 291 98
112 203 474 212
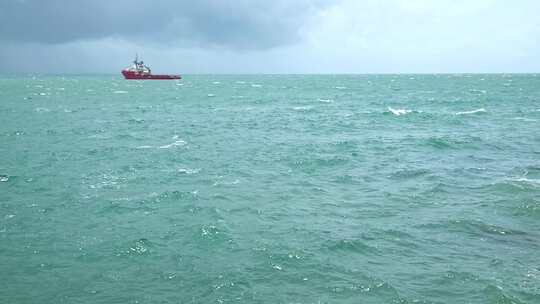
1 74 539 303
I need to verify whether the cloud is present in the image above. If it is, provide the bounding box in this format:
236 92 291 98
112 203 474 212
298 0 540 73
1 0 539 73
0 0 330 49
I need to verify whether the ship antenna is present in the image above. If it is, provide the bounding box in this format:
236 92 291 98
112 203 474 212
134 53 138 64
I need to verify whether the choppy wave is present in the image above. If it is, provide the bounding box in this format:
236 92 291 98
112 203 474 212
386 107 414 116
212 178 240 186
318 98 334 103
508 177 540 187
425 137 451 149
159 139 187 149
469 89 487 94
475 178 540 194
389 168 431 180
454 108 486 115
325 239 379 255
135 136 187 149
35 107 51 112
512 117 536 122
177 168 201 175
292 106 313 111
418 219 527 237
4 74 540 303
121 238 154 256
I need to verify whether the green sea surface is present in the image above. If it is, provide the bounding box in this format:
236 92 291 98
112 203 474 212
1 74 539 303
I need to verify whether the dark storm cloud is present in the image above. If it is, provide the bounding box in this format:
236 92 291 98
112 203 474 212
0 0 329 49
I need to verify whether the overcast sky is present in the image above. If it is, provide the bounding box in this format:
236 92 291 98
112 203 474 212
1 0 539 73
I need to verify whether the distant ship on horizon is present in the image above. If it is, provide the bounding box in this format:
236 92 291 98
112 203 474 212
122 55 181 80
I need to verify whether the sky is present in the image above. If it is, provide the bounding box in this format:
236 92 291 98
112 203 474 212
1 0 539 74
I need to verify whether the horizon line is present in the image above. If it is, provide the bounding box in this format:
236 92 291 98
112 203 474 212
1 72 539 76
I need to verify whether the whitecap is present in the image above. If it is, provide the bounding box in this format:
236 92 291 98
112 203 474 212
136 145 154 149
318 98 334 103
113 90 128 94
387 107 412 116
470 89 487 94
177 168 201 175
35 107 50 112
207 94 216 97
334 86 347 90
509 177 540 187
512 117 536 122
0 175 9 182
212 81 221 84
251 84 262 88
293 106 313 111
454 108 486 115
212 179 240 186
159 139 186 149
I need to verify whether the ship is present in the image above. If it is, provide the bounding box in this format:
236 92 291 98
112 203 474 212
122 55 181 80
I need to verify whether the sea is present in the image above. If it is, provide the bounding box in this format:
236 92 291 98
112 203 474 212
1 74 539 303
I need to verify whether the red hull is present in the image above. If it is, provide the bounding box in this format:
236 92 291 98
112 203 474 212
122 70 181 80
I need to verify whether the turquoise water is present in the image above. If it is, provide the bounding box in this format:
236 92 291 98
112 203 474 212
1 74 539 303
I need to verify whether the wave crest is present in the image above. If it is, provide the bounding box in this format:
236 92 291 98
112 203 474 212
387 107 413 116
455 108 486 115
